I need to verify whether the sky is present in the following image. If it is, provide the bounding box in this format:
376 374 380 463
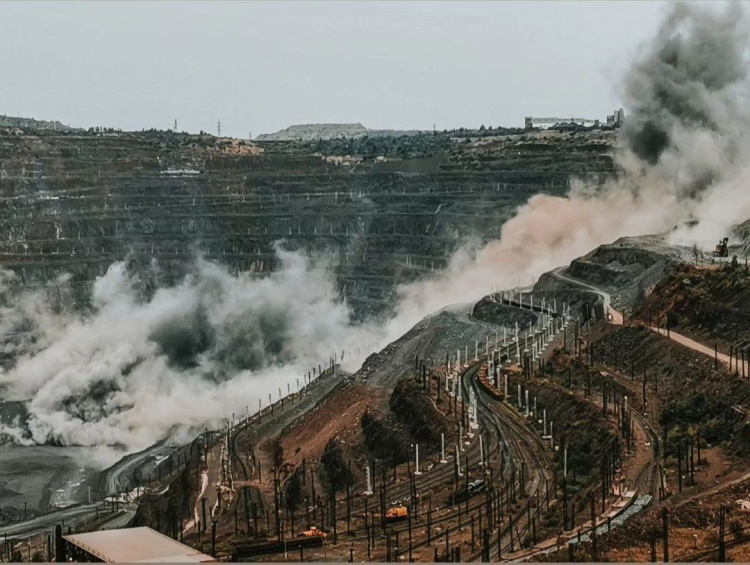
0 1 668 138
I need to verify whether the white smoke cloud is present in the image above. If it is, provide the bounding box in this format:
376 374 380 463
0 247 383 450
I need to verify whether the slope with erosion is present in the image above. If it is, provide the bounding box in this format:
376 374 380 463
534 234 691 311
631 262 750 354
262 307 515 479
593 325 750 457
566 325 750 562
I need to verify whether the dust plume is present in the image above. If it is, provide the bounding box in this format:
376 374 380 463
388 1 750 335
0 248 381 449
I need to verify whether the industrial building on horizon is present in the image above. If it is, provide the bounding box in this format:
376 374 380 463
524 108 625 130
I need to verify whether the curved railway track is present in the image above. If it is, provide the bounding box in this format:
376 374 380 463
229 301 567 560
466 362 557 561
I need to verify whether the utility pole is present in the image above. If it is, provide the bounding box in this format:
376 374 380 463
218 119 222 137
719 505 727 562
662 508 670 562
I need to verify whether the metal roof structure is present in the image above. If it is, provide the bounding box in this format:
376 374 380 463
63 527 215 563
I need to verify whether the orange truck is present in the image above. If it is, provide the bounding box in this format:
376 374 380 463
301 526 328 539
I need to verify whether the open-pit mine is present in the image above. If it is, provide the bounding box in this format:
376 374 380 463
2 2 750 563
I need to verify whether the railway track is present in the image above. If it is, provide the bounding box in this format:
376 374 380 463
385 327 563 561
630 409 661 500
467 363 557 561
345 319 554 536
356 345 553 558
225 302 569 560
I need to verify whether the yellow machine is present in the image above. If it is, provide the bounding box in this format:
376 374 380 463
301 526 328 538
385 506 409 521
714 238 729 257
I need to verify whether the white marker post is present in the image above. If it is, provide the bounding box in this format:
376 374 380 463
364 466 373 496
441 433 447 463
415 444 421 475
549 421 554 446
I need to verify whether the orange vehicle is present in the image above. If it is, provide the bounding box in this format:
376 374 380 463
301 526 328 538
385 506 409 521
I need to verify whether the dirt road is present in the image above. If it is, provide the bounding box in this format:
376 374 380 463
650 326 730 367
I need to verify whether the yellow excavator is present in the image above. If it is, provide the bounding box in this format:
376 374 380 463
713 238 729 258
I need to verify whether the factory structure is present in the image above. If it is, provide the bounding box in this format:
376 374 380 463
524 108 625 130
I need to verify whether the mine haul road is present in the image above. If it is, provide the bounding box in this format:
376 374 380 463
550 266 732 366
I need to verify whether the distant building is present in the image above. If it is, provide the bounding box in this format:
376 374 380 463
525 108 624 130
606 108 625 128
524 116 598 130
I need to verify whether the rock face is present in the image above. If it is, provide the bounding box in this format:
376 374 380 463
0 128 616 320
0 115 76 132
256 123 370 141
536 235 691 310
255 123 426 141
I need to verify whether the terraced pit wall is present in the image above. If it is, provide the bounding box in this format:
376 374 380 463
0 130 615 320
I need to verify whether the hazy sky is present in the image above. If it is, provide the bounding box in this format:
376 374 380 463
0 1 668 138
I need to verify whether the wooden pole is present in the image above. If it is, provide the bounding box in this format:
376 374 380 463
662 508 670 562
